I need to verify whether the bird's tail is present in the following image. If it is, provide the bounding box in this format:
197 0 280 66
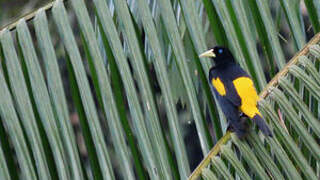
252 114 273 137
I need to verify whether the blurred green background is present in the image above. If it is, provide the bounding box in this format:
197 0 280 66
0 0 319 179
0 0 48 28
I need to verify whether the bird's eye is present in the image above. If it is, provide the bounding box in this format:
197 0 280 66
218 49 223 54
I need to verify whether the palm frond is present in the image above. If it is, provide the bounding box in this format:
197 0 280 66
0 0 320 179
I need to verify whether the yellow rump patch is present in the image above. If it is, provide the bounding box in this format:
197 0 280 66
233 77 261 118
212 77 226 96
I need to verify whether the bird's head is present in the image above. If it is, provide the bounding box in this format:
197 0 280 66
199 46 235 66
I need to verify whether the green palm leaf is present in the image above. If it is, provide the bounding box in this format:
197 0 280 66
0 0 320 179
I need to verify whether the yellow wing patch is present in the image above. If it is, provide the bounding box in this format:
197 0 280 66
233 77 261 118
212 77 226 96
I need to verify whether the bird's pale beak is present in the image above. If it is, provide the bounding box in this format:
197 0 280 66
199 49 216 58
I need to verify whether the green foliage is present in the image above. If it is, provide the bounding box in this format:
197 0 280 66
0 0 319 179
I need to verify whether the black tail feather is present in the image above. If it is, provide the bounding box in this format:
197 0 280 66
252 114 273 137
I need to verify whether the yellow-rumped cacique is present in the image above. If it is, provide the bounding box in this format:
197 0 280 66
199 46 272 139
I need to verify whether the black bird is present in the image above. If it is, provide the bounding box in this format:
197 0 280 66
199 46 272 139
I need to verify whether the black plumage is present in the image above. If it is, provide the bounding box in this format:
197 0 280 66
200 46 272 139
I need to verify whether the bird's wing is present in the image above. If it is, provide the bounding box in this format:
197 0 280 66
210 67 242 107
223 64 253 107
224 79 242 106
